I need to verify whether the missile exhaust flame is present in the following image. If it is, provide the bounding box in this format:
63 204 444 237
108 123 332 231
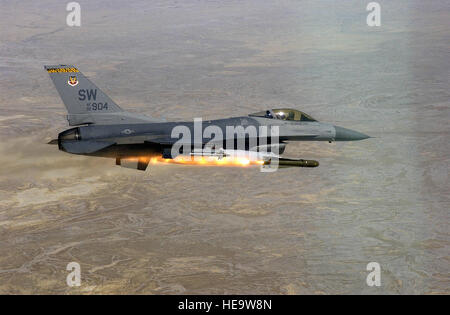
147 156 263 167
123 155 318 168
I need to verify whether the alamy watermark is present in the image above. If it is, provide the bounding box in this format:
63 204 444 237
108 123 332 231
366 2 381 27
169 118 281 172
366 262 381 287
66 2 81 27
66 261 81 287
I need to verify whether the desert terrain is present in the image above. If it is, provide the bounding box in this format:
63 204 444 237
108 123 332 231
0 0 448 294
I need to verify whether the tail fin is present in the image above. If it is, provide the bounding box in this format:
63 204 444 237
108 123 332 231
44 65 123 115
44 65 165 125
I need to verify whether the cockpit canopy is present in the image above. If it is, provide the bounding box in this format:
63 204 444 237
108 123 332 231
249 108 317 122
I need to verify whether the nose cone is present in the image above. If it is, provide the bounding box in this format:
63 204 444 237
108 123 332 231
334 126 370 141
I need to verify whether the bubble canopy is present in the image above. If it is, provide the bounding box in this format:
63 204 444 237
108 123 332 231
249 109 317 122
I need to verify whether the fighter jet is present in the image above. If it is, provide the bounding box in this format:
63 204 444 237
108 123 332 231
45 65 370 171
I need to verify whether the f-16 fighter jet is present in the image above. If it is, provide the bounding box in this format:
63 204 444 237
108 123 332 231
45 65 370 171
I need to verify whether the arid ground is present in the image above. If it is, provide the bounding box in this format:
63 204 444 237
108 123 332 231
0 0 448 294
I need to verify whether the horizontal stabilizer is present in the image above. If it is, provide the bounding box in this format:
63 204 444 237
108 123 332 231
47 139 58 145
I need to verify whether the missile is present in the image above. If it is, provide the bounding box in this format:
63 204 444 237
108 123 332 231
263 158 319 168
189 151 228 159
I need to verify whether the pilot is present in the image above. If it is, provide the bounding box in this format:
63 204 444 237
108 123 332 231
265 110 273 119
277 112 286 120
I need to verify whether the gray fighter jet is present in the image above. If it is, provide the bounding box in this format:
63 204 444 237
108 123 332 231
45 65 369 171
